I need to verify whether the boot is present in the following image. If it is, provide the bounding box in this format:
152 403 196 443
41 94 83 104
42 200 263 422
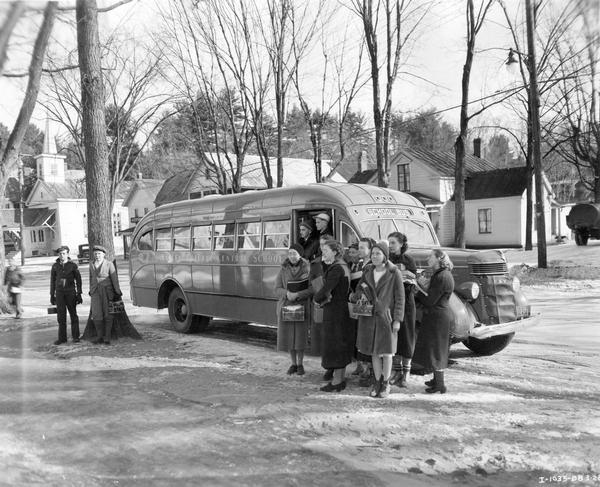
389 365 403 385
359 366 373 387
370 376 382 398
425 371 446 394
378 379 391 398
424 376 436 387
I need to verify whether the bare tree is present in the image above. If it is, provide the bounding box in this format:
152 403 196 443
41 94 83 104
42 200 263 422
352 0 432 187
0 2 57 280
43 38 172 207
453 0 494 249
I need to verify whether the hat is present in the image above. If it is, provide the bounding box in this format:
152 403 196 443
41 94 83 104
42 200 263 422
299 220 314 232
289 243 304 256
314 212 331 223
372 240 389 261
93 245 107 254
57 245 70 253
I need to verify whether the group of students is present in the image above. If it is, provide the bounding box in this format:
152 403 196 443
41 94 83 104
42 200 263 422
49 244 122 346
275 212 455 397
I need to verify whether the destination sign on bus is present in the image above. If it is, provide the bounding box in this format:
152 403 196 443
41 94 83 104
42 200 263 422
365 207 413 217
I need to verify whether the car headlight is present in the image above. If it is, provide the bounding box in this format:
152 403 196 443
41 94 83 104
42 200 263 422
455 281 480 301
512 276 521 292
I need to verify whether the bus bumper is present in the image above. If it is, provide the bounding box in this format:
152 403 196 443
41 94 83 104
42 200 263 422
469 313 542 339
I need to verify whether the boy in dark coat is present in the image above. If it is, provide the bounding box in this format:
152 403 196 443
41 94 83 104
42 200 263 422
50 246 83 345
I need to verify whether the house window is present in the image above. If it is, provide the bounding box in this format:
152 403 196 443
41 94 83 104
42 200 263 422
31 230 36 243
134 208 139 218
112 213 121 236
478 208 492 234
38 229 44 242
397 164 410 192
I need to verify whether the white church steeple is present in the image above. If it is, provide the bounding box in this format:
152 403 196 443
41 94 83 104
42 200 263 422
34 117 66 184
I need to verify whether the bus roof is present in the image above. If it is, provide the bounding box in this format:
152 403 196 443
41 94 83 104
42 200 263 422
134 183 425 231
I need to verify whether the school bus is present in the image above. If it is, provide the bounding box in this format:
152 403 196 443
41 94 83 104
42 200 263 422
128 183 539 356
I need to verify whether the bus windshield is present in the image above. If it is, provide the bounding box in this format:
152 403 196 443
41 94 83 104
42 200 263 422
359 219 438 246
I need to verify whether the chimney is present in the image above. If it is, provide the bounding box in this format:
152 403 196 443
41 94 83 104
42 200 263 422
358 150 368 172
473 138 481 158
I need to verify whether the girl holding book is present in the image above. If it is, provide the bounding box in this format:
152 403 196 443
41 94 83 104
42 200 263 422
275 243 312 375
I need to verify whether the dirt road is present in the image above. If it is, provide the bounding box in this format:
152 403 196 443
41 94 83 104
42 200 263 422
1 267 599 486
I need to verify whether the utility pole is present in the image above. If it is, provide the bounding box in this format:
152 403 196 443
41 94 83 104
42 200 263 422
17 154 31 267
525 0 547 268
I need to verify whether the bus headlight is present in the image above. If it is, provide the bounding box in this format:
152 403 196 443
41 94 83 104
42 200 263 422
512 276 521 292
455 281 480 302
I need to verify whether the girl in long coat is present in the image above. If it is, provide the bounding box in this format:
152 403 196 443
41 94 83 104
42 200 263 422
275 244 312 375
313 240 354 392
414 249 455 394
352 240 405 398
388 232 418 387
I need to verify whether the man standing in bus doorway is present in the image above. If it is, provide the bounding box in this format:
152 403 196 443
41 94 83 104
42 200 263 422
89 245 122 345
50 246 83 345
313 213 332 239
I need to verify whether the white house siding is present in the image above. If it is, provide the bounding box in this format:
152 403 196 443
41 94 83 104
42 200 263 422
465 196 523 247
439 201 455 246
127 188 157 226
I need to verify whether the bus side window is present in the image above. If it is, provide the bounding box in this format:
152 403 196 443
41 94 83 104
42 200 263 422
340 221 359 249
263 220 290 249
237 221 261 250
214 223 235 250
192 225 211 250
155 227 172 251
137 229 153 251
173 226 191 251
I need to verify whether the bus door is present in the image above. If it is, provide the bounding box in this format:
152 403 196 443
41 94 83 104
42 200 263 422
261 217 291 298
154 226 173 285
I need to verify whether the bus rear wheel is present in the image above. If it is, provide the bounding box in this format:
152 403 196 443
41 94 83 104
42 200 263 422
462 333 514 356
168 288 210 333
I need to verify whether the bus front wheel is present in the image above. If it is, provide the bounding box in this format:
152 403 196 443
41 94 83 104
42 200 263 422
167 288 209 333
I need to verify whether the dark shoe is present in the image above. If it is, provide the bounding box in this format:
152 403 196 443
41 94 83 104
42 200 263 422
398 371 408 388
425 385 447 394
323 369 334 381
287 364 298 375
378 380 391 398
389 369 403 385
91 337 103 344
72 337 80 343
53 339 67 345
424 378 436 387
320 381 346 392
296 365 305 376
369 376 382 398
15 313 22 319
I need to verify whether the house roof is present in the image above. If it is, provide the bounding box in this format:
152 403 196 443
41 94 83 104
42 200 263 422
155 155 346 206
408 191 443 207
348 169 378 184
28 178 132 203
122 178 164 207
464 166 529 200
2 208 55 229
394 147 498 177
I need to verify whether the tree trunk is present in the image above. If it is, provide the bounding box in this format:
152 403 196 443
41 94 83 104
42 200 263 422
454 135 466 248
77 0 114 257
0 2 57 282
525 114 533 250
0 2 26 74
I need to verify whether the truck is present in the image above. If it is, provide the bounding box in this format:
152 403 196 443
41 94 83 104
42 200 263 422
566 202 600 246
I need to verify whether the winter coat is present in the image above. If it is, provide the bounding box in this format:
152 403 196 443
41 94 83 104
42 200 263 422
50 258 82 296
313 257 354 369
389 252 417 357
414 267 455 372
353 261 405 356
300 235 320 262
275 258 312 352
89 259 122 321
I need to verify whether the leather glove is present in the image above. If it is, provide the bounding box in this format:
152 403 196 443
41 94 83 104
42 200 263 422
76 294 83 305
50 295 56 306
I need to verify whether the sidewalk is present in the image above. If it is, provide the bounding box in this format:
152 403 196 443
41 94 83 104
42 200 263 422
8 256 128 274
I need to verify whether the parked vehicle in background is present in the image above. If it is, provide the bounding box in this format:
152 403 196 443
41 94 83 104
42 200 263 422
128 183 540 356
566 202 600 246
77 244 90 264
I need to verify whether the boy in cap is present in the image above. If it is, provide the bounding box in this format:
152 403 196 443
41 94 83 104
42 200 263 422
313 212 332 236
50 246 83 344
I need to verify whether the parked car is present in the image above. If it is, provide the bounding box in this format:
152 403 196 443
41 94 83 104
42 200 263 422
77 243 90 264
566 202 600 246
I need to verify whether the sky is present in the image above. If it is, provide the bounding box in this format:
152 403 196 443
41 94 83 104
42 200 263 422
0 0 570 146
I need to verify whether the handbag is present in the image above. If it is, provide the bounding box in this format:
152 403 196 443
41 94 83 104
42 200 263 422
350 297 374 317
108 299 125 315
282 303 305 322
